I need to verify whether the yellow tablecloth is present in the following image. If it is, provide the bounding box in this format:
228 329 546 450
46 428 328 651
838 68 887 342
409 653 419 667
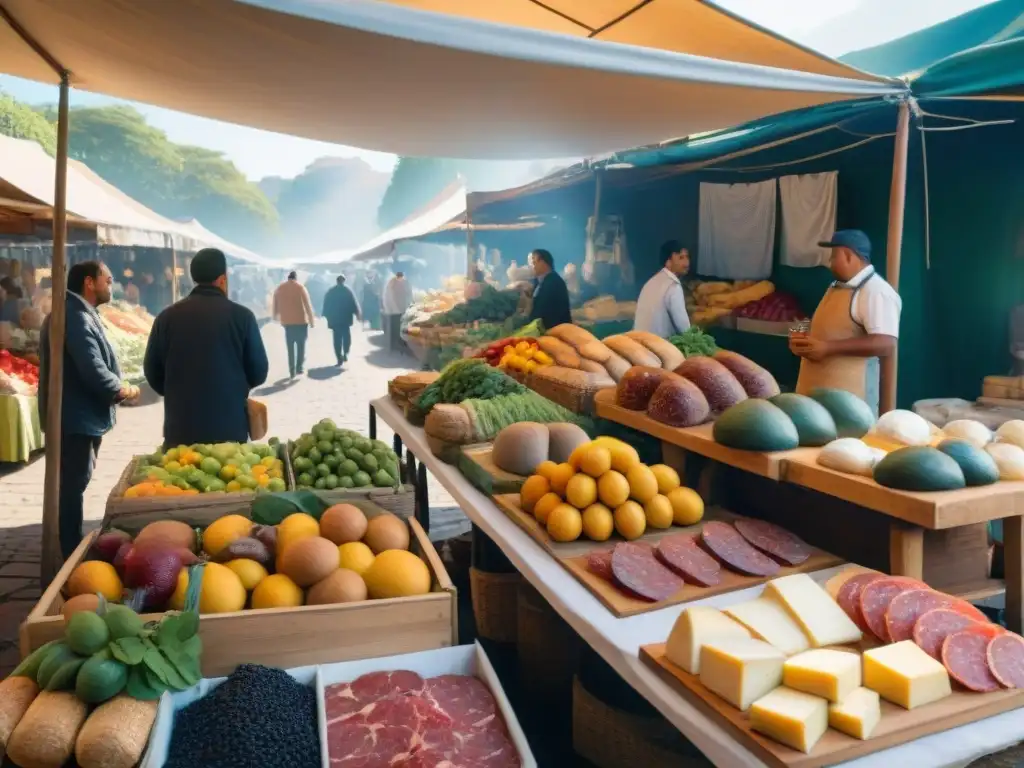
0 393 43 463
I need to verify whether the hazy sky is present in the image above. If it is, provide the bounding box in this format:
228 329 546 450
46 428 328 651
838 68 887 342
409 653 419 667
0 0 996 182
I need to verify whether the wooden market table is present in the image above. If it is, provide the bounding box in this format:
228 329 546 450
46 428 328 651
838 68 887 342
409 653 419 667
594 389 1023 632
371 395 1024 768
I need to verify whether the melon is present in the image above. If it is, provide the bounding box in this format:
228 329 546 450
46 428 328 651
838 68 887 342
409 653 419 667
769 393 837 447
942 419 992 449
936 439 999 487
492 422 549 475
363 514 410 553
547 423 590 464
714 351 780 398
278 536 341 587
809 388 876 438
647 376 710 427
712 399 799 452
873 409 932 447
817 438 883 476
616 366 674 411
996 420 1024 449
675 357 747 412
986 442 1024 480
872 446 966 492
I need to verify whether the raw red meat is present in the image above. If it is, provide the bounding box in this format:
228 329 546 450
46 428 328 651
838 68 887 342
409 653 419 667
732 519 810 566
586 551 613 581
885 589 990 643
942 630 1001 692
655 534 721 586
837 573 885 634
425 676 497 731
700 521 781 577
987 633 1024 689
325 670 426 721
611 542 685 602
913 608 982 660
858 577 928 641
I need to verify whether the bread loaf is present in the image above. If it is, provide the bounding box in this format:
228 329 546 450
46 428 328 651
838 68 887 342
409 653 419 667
579 341 613 363
602 353 632 382
548 324 599 350
603 335 662 367
424 404 474 443
579 358 609 375
537 336 581 368
625 331 686 371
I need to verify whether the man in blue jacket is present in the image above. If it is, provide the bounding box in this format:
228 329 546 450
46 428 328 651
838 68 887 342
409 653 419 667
39 261 138 559
144 248 269 447
528 249 572 330
322 275 361 366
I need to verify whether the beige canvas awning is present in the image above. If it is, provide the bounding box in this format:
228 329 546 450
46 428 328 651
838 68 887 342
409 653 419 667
0 0 903 158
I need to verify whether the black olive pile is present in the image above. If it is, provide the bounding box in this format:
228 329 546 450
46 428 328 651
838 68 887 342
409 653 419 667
165 663 319 768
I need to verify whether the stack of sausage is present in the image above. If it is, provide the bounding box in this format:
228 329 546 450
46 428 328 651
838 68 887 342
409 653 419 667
586 519 811 602
835 572 1024 692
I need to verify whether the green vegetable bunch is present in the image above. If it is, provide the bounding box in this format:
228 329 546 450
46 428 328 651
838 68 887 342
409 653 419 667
417 359 526 412
464 391 592 442
433 285 520 325
670 327 719 357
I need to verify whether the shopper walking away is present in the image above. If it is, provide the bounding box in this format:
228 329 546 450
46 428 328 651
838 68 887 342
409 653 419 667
634 240 691 337
39 261 139 559
528 249 572 330
323 275 361 365
382 271 413 351
144 248 269 447
273 270 315 377
362 273 382 331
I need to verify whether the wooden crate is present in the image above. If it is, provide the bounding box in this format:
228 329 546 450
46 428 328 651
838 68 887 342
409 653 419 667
984 375 1024 400
20 518 457 677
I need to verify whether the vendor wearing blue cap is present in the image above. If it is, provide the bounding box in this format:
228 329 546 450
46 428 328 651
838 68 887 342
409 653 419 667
791 230 901 414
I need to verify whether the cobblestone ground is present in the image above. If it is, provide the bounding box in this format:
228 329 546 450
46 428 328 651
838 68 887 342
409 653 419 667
0 324 465 674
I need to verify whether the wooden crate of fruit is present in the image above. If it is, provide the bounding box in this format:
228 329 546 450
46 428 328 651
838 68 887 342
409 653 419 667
21 508 457 677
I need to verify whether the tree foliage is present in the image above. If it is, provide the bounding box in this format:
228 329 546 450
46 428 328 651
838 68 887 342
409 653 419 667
0 91 56 154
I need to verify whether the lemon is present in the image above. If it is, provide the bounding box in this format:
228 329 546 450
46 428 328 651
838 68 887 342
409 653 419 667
252 573 304 610
579 445 612 478
650 464 681 494
203 514 253 558
339 541 376 576
533 492 562 525
548 463 576 496
219 464 238 482
626 464 659 504
261 456 278 468
276 512 321 569
597 470 630 508
225 558 268 591
667 487 705 526
546 503 583 542
520 475 551 514
169 563 246 614
644 494 674 529
614 501 647 540
226 480 242 492
535 460 559 481
565 473 597 509
363 550 431 599
581 503 614 541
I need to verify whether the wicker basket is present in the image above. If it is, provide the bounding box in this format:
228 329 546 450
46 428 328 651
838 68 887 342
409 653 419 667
517 581 578 706
572 677 710 768
529 372 612 415
469 567 521 643
983 375 1024 400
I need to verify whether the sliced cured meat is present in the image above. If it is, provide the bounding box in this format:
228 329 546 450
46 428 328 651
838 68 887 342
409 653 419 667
656 534 722 586
913 609 989 659
611 542 685 602
859 577 928 641
885 589 989 644
837 573 885 633
732 519 811 566
586 551 613 581
942 630 1001 692
325 670 426 722
987 633 1024 689
700 521 781 577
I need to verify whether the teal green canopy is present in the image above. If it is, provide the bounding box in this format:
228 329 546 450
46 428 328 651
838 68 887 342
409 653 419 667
914 36 1024 97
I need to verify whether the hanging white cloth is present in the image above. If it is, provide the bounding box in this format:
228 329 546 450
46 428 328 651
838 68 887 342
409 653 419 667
697 180 776 279
778 171 838 268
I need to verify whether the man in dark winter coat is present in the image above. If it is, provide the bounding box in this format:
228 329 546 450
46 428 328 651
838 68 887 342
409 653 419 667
322 275 361 365
40 261 139 558
144 248 269 447
527 249 572 331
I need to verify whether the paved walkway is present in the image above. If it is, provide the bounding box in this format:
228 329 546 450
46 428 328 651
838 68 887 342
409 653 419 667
0 324 465 674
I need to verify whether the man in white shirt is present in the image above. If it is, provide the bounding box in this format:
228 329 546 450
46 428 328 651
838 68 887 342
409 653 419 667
633 240 691 337
382 271 413 351
791 230 901 414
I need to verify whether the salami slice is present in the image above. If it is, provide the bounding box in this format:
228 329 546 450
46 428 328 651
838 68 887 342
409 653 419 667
611 542 684 602
858 577 928 641
587 551 613 581
655 534 722 586
837 573 886 633
987 633 1024 689
700 521 781 577
886 589 989 644
733 519 811 566
942 630 1001 692
913 608 982 659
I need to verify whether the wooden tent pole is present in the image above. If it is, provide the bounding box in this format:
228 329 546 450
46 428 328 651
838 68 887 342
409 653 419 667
880 100 911 415
41 73 70 584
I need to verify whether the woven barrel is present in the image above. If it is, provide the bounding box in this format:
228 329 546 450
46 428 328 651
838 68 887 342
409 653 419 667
469 567 520 643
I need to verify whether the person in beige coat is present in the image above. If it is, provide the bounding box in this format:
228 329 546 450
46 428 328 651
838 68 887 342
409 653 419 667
273 271 315 377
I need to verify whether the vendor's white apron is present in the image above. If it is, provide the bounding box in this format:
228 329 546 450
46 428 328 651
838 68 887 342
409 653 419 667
796 273 880 415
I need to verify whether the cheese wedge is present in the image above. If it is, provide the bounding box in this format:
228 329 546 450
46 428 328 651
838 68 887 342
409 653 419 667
724 598 810 656
863 640 951 709
783 648 861 703
750 687 829 754
699 638 784 711
666 606 751 675
763 573 862 647
828 687 881 740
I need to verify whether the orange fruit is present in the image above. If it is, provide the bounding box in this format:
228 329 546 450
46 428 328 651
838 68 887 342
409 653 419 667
548 463 576 496
67 561 122 602
251 573 304 610
650 464 681 494
533 492 562 525
567 442 592 471
597 470 630 508
667 487 704 526
626 464 659 504
644 494 674 529
535 460 559 481
579 445 612 478
203 514 253 558
565 473 597 509
225 558 269 591
520 475 551 514
614 501 647 540
581 503 613 541
546 504 583 542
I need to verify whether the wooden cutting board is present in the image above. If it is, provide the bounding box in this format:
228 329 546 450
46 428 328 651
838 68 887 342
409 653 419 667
640 643 1024 768
493 494 842 618
457 443 527 496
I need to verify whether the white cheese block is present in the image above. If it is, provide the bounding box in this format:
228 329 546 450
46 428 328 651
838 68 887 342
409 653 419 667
699 638 785 711
783 648 861 703
750 687 829 754
724 598 810 656
863 640 951 709
828 687 881 740
763 573 862 647
666 606 751 675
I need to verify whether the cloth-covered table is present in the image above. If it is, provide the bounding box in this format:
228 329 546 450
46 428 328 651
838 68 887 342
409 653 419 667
372 396 1024 768
0 393 43 462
